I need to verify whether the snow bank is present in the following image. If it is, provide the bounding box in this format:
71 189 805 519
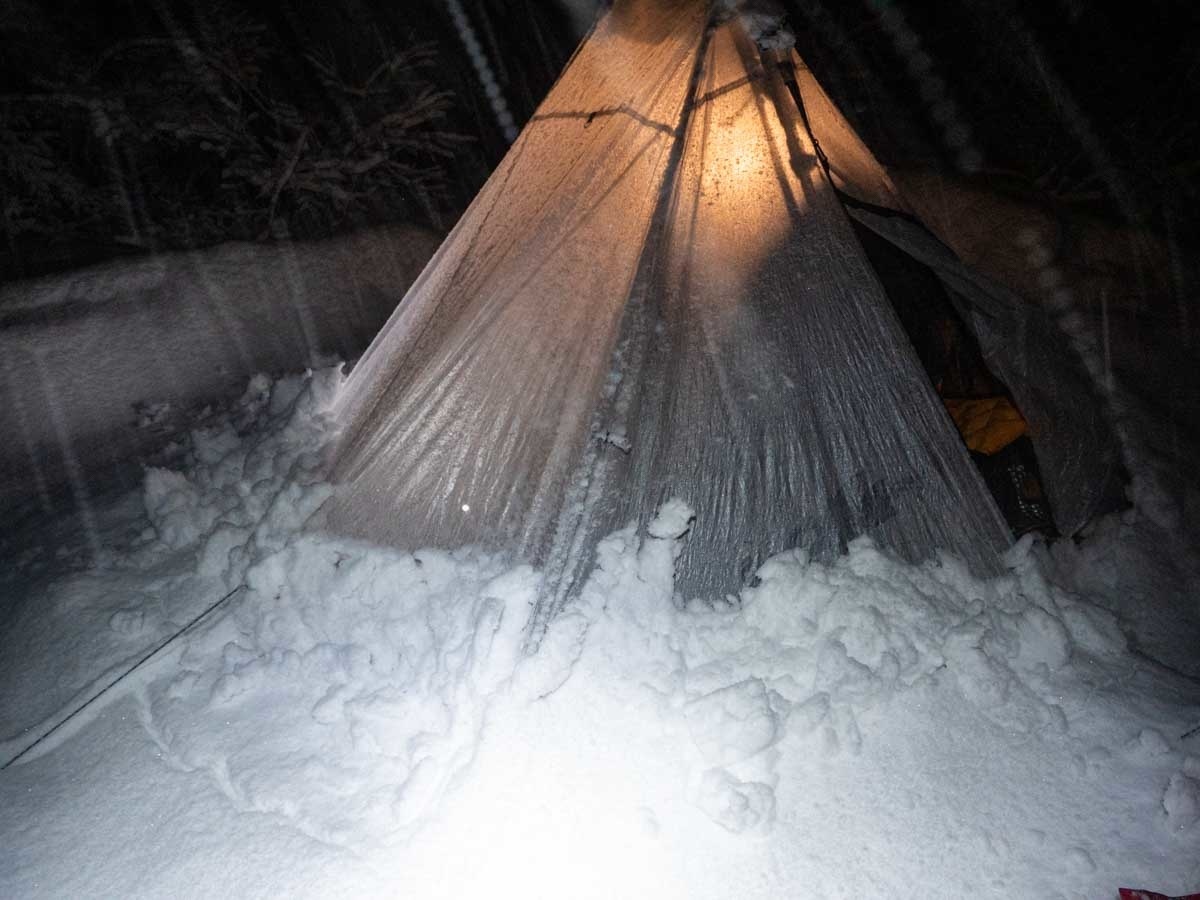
142 537 537 848
2 368 1198 898
113 366 533 848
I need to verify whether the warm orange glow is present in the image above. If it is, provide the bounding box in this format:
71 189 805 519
728 150 756 182
662 29 808 340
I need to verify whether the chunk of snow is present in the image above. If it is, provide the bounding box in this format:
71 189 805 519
685 678 783 766
1162 773 1200 831
694 768 776 834
647 498 695 540
1013 605 1072 672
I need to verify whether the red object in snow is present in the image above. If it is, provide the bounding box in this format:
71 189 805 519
1119 890 1200 900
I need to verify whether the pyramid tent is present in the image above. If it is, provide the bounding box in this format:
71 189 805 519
325 0 1117 621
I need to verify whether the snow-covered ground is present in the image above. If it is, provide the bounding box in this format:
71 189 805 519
1 367 1198 899
0 226 438 514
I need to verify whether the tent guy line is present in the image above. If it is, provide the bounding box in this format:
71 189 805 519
0 584 246 770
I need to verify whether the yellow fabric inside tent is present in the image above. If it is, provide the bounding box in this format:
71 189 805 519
943 396 1028 456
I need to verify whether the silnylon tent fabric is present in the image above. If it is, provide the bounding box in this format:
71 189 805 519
325 0 1014 619
788 59 1122 537
841 206 1123 537
328 0 709 562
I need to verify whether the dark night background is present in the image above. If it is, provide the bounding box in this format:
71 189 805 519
1 0 1197 283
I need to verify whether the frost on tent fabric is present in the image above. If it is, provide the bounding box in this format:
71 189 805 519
326 0 710 562
323 0 1047 622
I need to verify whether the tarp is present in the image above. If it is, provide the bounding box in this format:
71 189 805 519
326 0 1023 618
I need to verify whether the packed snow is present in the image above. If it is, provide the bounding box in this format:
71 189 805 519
1 368 1198 898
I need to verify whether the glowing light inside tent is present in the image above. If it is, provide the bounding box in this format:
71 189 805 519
667 48 803 338
729 151 755 182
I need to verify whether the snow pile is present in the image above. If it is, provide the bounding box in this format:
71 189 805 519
140 370 336 578
401 498 1199 897
2 368 1199 898
142 539 535 847
0 370 338 753
550 520 1119 802
114 367 533 847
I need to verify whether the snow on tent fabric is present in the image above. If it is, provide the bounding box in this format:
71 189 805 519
322 0 1091 617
